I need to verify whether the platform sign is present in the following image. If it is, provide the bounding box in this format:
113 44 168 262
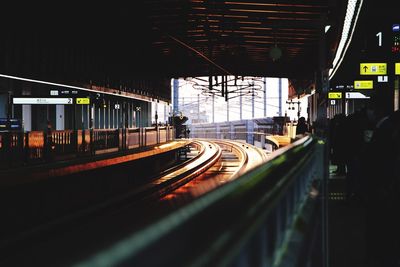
354 80 373 89
13 98 73 104
345 92 370 99
328 92 342 99
76 98 90 104
360 63 387 75
50 90 59 96
377 76 388 82
396 63 400 75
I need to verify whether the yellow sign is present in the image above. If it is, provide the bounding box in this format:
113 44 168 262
76 98 90 104
328 92 342 99
396 63 400 75
360 63 387 75
354 80 373 89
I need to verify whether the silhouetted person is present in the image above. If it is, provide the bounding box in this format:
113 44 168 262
343 108 371 199
296 116 308 135
361 96 400 266
330 113 347 175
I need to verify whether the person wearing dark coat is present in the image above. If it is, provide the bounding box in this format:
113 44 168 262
296 116 309 135
362 103 400 266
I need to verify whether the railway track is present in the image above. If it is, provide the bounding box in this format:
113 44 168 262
0 139 269 266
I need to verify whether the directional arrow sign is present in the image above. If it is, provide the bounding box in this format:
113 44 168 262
360 63 387 75
328 92 342 99
354 80 373 89
76 98 90 104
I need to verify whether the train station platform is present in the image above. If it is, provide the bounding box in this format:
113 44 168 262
0 139 189 187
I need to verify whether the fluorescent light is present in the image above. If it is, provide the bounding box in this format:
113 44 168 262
0 73 153 102
329 0 364 80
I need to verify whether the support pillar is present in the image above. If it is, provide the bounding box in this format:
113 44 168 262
252 87 255 118
240 90 243 120
212 94 215 123
173 79 179 116
56 104 65 130
278 78 282 116
264 77 267 117
227 98 229 122
22 104 32 131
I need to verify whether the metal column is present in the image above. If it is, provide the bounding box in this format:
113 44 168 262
227 98 229 122
278 78 282 116
264 77 267 117
212 94 215 123
173 79 179 116
240 90 243 120
252 86 255 118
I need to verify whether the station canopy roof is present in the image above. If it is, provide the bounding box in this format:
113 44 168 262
3 1 347 81
144 0 346 79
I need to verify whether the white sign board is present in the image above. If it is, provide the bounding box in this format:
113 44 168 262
377 76 388 82
13 98 73 104
345 92 370 99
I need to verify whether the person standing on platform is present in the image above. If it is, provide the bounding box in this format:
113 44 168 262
343 108 371 200
295 116 309 135
330 113 347 175
362 98 400 266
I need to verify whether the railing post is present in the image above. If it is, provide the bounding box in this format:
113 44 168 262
72 131 75 154
156 126 159 144
138 128 141 148
90 128 94 155
117 128 121 151
81 129 85 155
44 130 50 161
24 132 29 163
144 128 147 147
261 133 265 149
166 126 169 141
123 128 128 150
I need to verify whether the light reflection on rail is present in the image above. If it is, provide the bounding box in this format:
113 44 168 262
160 139 268 205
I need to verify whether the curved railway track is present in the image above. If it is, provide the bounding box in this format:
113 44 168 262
162 139 267 203
0 139 269 266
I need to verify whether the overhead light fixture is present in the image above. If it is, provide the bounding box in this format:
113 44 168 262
269 44 282 61
325 25 331 33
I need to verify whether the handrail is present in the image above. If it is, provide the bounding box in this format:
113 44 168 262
74 136 324 267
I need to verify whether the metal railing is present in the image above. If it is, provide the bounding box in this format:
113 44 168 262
75 136 326 267
0 126 175 168
93 129 119 151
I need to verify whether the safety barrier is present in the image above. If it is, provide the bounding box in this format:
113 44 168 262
0 126 175 168
75 136 326 267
